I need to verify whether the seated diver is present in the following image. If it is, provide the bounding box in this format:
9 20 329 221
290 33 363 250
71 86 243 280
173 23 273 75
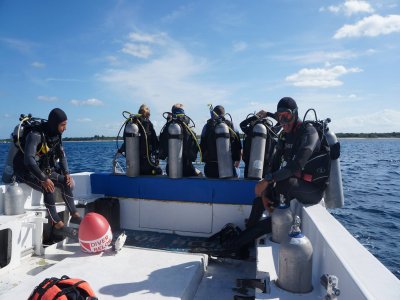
13 108 80 238
159 103 202 177
200 105 242 178
196 97 330 259
118 104 162 175
240 109 277 179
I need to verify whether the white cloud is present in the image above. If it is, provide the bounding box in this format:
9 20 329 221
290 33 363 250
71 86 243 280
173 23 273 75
334 14 400 38
128 32 167 44
122 43 152 58
274 50 367 64
335 109 400 133
37 95 58 102
121 32 168 59
233 41 248 52
70 98 104 106
77 118 92 122
31 61 45 68
285 65 362 88
323 0 374 16
98 39 231 133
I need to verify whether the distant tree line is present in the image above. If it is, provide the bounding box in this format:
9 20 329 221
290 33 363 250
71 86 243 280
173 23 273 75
336 132 400 138
1 132 400 143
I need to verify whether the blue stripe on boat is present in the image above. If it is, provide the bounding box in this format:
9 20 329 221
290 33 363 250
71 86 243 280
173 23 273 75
90 173 257 205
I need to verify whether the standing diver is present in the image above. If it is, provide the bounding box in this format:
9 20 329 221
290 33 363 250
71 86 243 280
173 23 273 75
200 105 242 178
13 108 81 232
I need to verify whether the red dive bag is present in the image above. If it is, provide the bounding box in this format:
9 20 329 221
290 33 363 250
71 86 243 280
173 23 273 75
28 275 97 300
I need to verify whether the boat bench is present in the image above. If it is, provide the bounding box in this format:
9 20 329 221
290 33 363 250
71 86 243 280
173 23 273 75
90 173 258 236
90 173 257 205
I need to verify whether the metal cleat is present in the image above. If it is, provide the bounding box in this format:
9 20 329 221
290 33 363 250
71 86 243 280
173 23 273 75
320 274 340 300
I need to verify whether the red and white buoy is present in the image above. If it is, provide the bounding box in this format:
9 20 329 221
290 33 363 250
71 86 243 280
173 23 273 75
78 212 112 253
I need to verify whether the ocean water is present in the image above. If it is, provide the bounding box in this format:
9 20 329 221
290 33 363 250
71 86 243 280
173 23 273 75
0 138 399 279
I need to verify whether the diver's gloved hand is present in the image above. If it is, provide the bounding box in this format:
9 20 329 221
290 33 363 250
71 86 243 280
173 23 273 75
256 110 268 118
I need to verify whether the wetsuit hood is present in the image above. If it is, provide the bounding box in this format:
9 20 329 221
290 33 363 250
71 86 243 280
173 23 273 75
47 108 67 137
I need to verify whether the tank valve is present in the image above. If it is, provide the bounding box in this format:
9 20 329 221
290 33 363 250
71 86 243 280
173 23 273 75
320 274 340 299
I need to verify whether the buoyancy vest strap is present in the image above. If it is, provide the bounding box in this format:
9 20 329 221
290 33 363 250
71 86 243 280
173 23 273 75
252 132 267 139
215 132 230 139
168 133 183 139
54 280 86 299
32 277 61 300
125 132 140 137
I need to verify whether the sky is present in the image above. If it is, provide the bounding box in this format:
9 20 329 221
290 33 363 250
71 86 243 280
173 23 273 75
0 0 399 138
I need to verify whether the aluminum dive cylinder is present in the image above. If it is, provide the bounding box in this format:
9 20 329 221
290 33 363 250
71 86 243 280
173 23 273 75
215 122 233 178
168 122 183 178
2 125 22 184
248 122 267 179
271 195 293 244
4 182 25 215
278 216 313 294
125 121 140 177
324 129 344 208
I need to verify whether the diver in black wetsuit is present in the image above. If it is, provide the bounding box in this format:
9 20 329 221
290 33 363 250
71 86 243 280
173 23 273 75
159 103 201 177
197 97 329 259
248 97 327 227
118 104 162 175
13 108 80 230
200 105 242 178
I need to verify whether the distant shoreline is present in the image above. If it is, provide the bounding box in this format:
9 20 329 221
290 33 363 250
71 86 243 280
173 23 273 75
1 132 400 143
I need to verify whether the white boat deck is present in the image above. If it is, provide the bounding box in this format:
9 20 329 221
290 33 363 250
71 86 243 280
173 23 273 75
0 242 208 299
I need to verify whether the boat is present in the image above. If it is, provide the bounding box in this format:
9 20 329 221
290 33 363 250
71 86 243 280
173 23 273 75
1 172 400 299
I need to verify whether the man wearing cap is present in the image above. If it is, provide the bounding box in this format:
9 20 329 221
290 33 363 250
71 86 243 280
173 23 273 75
247 97 326 227
200 105 242 178
13 108 81 232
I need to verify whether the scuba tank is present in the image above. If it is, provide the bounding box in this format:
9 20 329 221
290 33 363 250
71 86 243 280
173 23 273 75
2 114 45 183
278 216 313 294
323 124 344 208
168 121 183 178
248 122 267 179
125 120 140 177
2 122 26 183
271 195 293 244
215 121 233 178
4 182 26 215
2 127 20 184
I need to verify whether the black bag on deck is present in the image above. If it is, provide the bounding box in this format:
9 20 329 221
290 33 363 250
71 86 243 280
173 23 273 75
86 197 120 232
200 219 272 259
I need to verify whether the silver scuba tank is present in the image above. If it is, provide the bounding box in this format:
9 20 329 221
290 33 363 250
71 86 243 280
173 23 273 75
271 195 293 244
125 121 140 177
215 122 233 178
323 128 344 208
168 122 183 178
4 182 26 215
278 216 313 294
248 122 267 179
2 125 22 184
